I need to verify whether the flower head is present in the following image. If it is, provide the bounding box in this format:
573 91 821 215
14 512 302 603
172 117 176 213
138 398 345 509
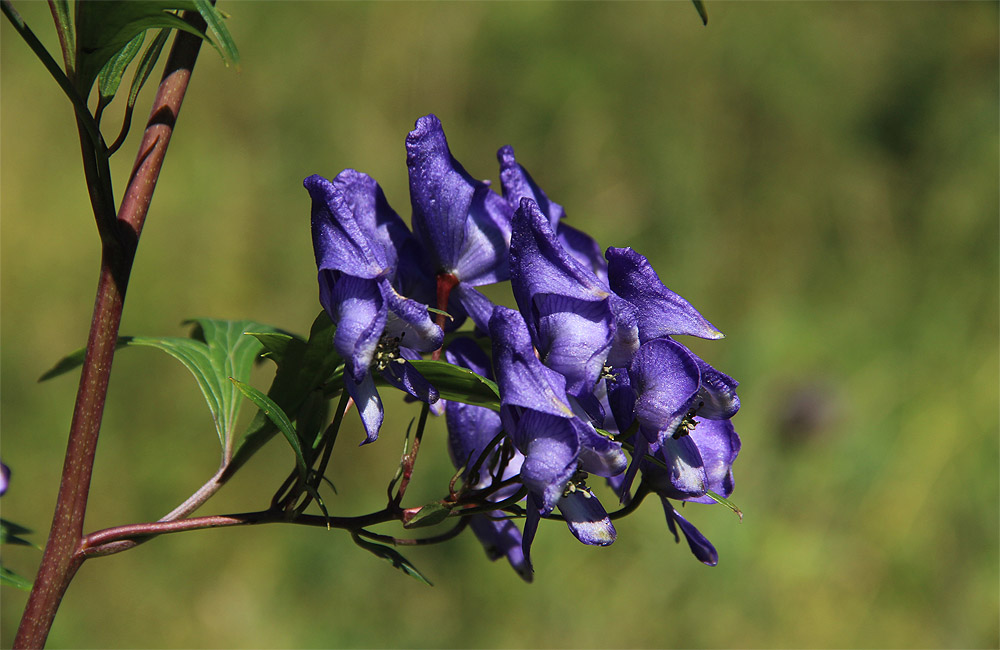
306 171 443 443
489 305 626 571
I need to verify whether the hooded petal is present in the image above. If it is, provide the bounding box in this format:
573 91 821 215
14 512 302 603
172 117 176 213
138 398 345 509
606 247 724 341
406 114 511 282
534 295 615 399
557 490 616 546
307 170 413 280
307 173 386 279
453 185 512 284
498 144 565 228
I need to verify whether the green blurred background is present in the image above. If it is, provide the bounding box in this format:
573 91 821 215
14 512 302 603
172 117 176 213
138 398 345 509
2 2 997 648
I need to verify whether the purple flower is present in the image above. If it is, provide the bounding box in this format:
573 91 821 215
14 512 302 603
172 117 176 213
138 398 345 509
306 170 443 443
444 338 531 582
508 197 615 417
606 246 724 342
498 146 608 283
490 305 626 571
0 462 9 496
406 115 513 331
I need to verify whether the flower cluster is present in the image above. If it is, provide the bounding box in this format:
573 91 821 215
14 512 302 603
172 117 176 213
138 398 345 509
305 114 741 579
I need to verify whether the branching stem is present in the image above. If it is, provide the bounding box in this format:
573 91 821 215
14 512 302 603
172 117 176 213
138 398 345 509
13 16 207 649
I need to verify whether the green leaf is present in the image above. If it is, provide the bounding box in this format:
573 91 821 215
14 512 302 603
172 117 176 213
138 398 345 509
39 339 131 381
705 490 743 521
248 331 298 359
230 378 307 480
228 312 342 477
192 0 239 68
691 0 708 25
406 360 500 410
0 519 37 549
97 31 145 110
75 1 238 97
403 503 451 529
351 534 433 586
1 566 33 591
40 319 277 448
107 27 170 156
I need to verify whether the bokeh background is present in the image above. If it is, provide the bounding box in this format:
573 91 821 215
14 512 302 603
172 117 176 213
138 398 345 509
2 2 997 648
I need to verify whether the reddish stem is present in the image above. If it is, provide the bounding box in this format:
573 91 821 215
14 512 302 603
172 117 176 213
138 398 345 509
14 19 206 650
431 272 459 360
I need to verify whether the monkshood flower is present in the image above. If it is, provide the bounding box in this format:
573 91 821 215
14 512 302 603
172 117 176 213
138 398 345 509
406 114 513 331
602 246 740 487
498 146 607 283
604 362 740 566
305 170 443 443
508 197 616 420
443 337 531 582
490 305 627 571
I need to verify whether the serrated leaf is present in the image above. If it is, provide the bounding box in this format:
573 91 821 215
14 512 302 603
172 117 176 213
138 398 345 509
230 378 307 480
351 534 433 586
1 566 33 591
406 360 500 410
228 312 342 477
403 503 451 529
97 31 145 107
